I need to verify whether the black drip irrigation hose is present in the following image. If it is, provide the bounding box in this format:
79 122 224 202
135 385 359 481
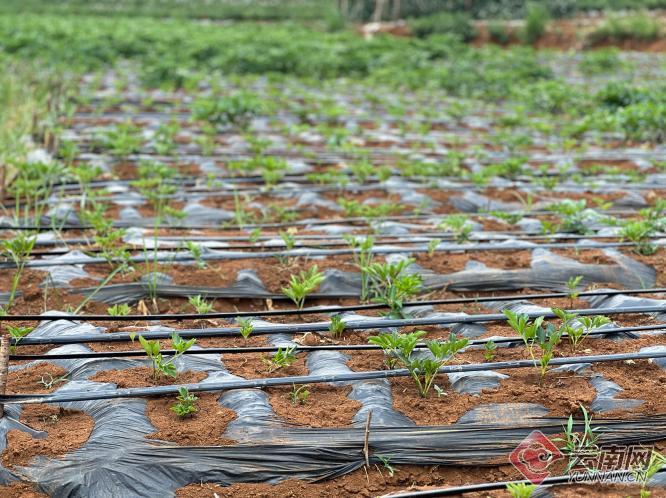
381 469 666 497
0 240 649 268
1 287 664 322
4 350 666 404
11 322 665 360
10 305 666 346
0 208 649 231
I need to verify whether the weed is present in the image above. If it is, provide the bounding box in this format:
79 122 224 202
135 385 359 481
282 266 325 310
171 386 198 417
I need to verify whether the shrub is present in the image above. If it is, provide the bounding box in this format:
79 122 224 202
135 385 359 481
587 13 661 45
409 12 476 42
520 2 549 44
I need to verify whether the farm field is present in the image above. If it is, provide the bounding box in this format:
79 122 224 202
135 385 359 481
0 3 665 497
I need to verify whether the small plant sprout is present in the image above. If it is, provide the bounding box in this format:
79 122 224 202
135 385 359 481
1 232 36 311
264 345 298 372
503 309 545 361
506 482 536 498
188 295 214 314
620 219 658 255
171 387 198 418
238 318 254 340
377 455 396 477
553 308 610 352
555 405 601 472
7 325 33 353
438 214 473 244
565 275 584 306
328 315 346 338
38 373 69 390
282 265 325 310
289 384 310 405
631 450 666 498
365 259 422 318
427 238 440 257
107 303 131 316
278 230 296 265
536 323 563 382
185 241 206 268
483 339 497 361
138 332 196 379
369 330 425 370
344 235 374 301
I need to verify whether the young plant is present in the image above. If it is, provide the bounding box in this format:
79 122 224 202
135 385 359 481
536 323 563 382
565 275 584 307
138 332 196 379
38 373 69 390
238 318 254 340
189 295 214 314
405 334 469 397
344 235 374 301
377 455 396 477
264 345 297 373
328 315 346 338
369 330 425 370
506 482 536 498
555 405 601 472
483 340 497 361
631 450 666 498
171 386 198 418
107 303 131 316
289 384 310 405
365 259 422 318
282 266 325 310
553 308 610 352
278 230 296 265
438 214 472 244
503 309 544 360
427 238 440 257
7 325 32 353
1 232 36 311
620 220 658 256
185 241 206 269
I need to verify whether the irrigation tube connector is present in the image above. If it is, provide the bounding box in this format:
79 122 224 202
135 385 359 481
380 469 666 497
3 350 666 405
0 240 647 269
10 322 665 360
1 288 665 323
11 304 666 346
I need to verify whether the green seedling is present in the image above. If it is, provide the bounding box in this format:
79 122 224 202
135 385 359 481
264 345 298 372
565 275 584 306
139 332 196 379
238 318 254 340
377 455 396 477
1 233 36 311
483 340 497 361
364 259 422 318
503 309 544 360
369 330 426 370
107 303 131 316
553 308 610 352
344 235 374 301
427 238 440 256
328 315 346 338
555 405 601 472
438 214 472 243
7 325 32 353
171 386 198 418
631 450 666 498
185 241 206 268
289 384 310 405
506 482 536 498
282 265 325 310
188 295 214 314
620 219 658 255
